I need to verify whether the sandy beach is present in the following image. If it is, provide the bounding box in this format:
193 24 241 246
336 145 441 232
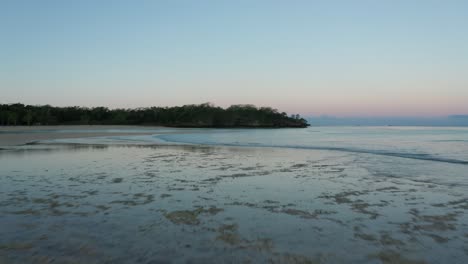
0 126 163 146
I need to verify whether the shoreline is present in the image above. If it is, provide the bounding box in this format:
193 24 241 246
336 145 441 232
0 125 166 131
0 125 305 147
0 125 162 146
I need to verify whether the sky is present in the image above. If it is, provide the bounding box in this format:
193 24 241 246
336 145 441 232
1 0 468 117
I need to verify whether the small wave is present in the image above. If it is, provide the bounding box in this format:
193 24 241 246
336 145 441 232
157 135 468 165
433 139 468 142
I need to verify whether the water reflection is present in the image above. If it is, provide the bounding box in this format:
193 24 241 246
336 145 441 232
0 129 467 263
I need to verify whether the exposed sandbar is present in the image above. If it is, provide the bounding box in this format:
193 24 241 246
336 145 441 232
0 125 161 146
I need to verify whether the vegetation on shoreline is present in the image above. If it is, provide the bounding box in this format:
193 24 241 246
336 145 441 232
0 103 309 128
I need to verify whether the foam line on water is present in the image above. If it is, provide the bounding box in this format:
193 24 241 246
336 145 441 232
156 135 468 165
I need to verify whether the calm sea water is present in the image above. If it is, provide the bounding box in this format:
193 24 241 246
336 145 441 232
158 126 468 162
43 126 468 161
1 126 467 263
45 126 468 186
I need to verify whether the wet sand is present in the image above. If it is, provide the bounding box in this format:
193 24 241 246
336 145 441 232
0 126 162 146
1 144 467 263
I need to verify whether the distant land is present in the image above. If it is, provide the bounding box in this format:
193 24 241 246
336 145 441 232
0 103 309 128
307 115 468 126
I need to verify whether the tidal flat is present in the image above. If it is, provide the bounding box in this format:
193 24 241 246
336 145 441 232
0 127 468 263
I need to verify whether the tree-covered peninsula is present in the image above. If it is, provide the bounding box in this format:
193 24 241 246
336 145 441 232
0 103 309 128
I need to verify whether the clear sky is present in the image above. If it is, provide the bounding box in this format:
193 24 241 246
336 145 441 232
1 0 468 116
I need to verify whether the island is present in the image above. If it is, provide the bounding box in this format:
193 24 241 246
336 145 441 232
0 103 309 128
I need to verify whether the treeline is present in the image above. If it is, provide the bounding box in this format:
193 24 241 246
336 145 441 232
0 103 309 128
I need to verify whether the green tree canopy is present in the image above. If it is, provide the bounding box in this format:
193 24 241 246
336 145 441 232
0 103 309 128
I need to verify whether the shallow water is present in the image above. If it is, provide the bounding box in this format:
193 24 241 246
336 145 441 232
35 126 468 163
0 127 467 263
